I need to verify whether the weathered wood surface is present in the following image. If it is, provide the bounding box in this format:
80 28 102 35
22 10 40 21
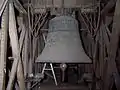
0 0 8 16
18 17 26 53
31 0 97 8
13 0 27 14
28 4 33 75
0 4 8 90
7 2 25 90
77 1 119 89
0 0 4 10
17 16 28 78
104 0 120 89
17 16 26 90
24 17 29 77
101 0 116 16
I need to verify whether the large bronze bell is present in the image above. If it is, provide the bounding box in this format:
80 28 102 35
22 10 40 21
36 16 91 63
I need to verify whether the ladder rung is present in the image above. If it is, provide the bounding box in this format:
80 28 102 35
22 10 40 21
44 69 52 70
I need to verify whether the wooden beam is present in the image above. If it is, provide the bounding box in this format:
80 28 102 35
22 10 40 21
104 0 120 89
19 19 26 53
0 0 8 16
24 17 29 77
101 0 116 16
13 0 27 14
0 4 8 90
7 2 25 90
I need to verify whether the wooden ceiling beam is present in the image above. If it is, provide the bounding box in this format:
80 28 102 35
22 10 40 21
101 0 116 16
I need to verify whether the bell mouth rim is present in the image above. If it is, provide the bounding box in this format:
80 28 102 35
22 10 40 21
35 60 92 64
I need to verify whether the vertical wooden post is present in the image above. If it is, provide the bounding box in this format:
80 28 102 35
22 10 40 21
28 2 33 75
24 22 29 77
104 0 120 89
0 3 8 90
7 2 25 90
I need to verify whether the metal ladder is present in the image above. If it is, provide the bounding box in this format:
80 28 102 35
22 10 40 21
42 63 58 86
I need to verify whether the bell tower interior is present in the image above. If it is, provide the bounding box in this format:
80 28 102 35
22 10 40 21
0 0 120 90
